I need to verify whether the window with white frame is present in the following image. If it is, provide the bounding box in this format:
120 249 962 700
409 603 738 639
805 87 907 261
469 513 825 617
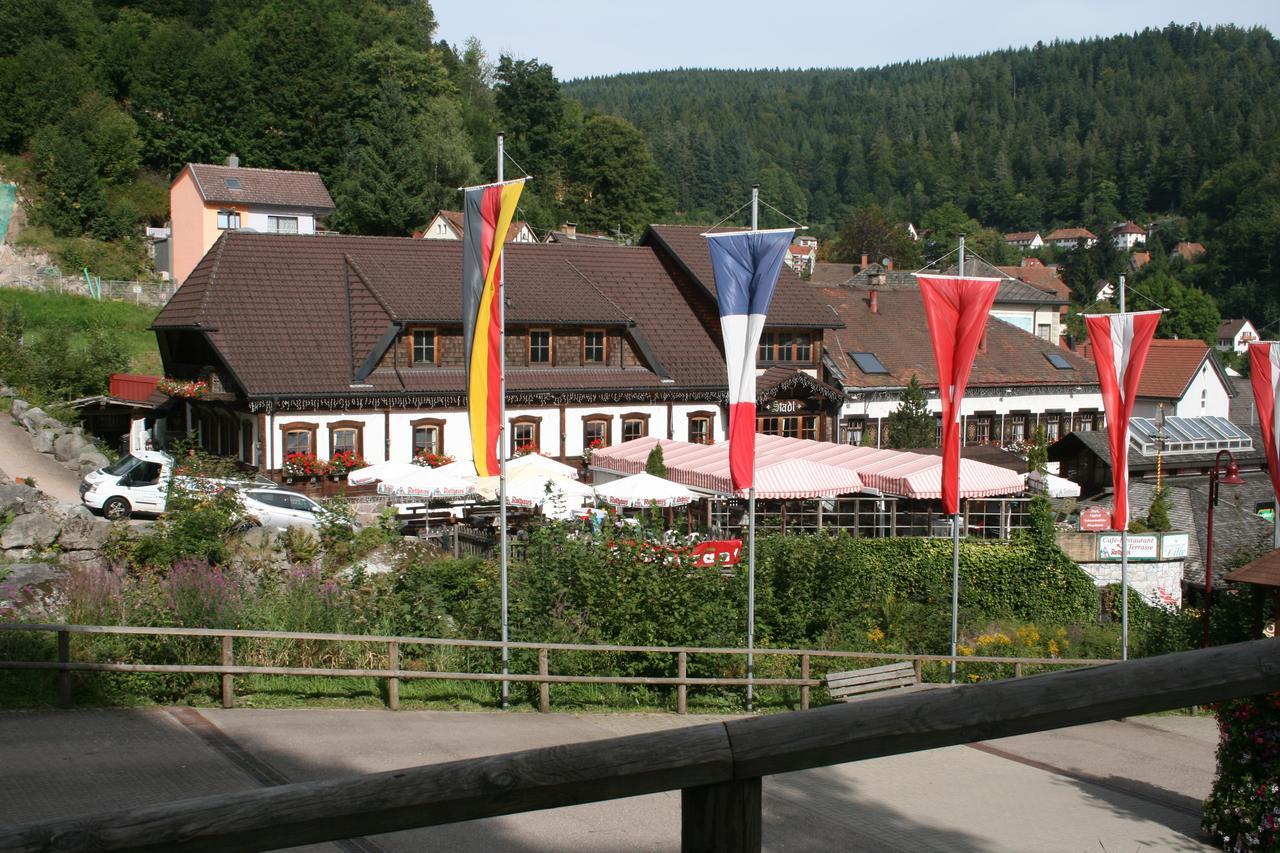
268 215 299 234
411 329 437 365
217 210 240 230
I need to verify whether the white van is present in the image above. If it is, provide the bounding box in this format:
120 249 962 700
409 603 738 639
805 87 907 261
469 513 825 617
80 450 173 520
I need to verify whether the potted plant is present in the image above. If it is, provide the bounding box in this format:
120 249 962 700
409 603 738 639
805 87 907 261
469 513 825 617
514 442 539 457
156 377 211 399
282 452 320 484
328 450 365 480
413 450 455 468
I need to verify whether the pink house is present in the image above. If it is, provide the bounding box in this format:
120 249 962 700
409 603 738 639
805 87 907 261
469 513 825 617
170 157 334 286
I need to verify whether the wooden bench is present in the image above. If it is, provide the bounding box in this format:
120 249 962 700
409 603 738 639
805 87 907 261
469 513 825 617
826 661 922 701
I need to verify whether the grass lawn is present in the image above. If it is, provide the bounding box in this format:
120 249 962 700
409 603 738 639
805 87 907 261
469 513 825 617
0 288 162 375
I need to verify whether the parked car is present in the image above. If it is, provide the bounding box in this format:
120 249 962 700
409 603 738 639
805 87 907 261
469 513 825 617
239 488 354 532
81 451 274 520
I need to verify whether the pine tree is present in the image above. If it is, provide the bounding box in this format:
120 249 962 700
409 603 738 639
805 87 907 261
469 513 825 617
886 375 936 449
645 444 666 478
1146 486 1172 531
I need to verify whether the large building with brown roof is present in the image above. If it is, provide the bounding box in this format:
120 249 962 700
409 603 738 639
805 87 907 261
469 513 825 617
169 158 335 286
152 227 844 472
814 281 1102 447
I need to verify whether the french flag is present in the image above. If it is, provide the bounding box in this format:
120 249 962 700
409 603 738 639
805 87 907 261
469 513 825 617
1084 310 1161 530
707 229 794 492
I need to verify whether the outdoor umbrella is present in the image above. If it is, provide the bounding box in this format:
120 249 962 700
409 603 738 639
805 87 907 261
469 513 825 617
376 466 478 499
594 472 698 508
346 460 421 487
505 474 596 520
506 453 580 480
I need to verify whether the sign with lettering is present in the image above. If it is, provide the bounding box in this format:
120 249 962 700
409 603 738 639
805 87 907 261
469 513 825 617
1099 534 1158 561
1079 506 1111 531
1160 533 1189 560
765 399 818 414
689 539 742 567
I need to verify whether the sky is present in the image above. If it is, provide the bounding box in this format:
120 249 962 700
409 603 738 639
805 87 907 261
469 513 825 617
430 0 1280 81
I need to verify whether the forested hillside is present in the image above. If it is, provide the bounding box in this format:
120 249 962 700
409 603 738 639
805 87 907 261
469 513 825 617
566 25 1280 324
0 0 666 276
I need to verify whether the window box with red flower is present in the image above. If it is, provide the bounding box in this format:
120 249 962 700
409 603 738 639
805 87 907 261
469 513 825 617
328 450 366 480
282 452 329 483
156 377 210 399
514 443 540 458
413 451 455 468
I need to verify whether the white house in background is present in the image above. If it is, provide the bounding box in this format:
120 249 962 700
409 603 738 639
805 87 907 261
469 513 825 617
905 222 919 241
1110 221 1147 250
1216 318 1260 354
1004 231 1044 250
1123 339 1234 420
1045 227 1098 250
1094 280 1116 303
785 237 817 275
416 210 538 243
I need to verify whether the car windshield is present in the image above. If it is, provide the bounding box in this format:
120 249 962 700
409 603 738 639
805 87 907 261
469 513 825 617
103 455 142 476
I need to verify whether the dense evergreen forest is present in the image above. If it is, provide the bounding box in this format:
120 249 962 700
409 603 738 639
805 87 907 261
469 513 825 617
0 0 666 275
2 6 1276 329
566 25 1280 326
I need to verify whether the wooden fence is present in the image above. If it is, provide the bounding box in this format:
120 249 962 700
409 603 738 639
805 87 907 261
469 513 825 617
0 638 1274 852
0 623 1113 713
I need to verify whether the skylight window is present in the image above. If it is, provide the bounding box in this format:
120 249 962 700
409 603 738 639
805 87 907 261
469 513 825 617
849 351 889 374
1044 352 1074 370
224 177 242 189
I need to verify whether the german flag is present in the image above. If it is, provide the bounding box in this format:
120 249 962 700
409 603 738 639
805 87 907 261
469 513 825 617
462 179 525 477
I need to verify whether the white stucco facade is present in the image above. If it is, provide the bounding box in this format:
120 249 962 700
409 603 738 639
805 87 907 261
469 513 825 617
1133 360 1232 421
243 209 318 235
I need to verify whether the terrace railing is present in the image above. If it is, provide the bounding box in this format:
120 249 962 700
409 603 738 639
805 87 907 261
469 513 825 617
0 623 1113 713
0 638 1274 852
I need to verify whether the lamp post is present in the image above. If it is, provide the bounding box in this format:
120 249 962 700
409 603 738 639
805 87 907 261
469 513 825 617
1203 449 1245 647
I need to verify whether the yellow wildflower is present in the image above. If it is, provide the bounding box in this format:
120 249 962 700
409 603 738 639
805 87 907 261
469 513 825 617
866 627 886 645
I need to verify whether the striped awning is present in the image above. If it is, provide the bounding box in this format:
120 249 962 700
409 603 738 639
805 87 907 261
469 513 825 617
746 458 863 499
588 435 1023 500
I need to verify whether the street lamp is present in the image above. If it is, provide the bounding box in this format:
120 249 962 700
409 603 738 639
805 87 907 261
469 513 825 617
1204 449 1245 647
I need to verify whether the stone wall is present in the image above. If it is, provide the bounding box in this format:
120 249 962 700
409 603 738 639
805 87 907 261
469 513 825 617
7 395 111 476
1075 559 1184 609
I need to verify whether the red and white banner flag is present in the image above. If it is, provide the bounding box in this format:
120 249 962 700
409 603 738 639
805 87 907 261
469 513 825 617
1084 310 1162 530
916 274 1002 515
1249 341 1280 503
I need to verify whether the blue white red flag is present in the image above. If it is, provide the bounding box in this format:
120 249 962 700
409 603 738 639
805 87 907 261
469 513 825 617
706 228 794 492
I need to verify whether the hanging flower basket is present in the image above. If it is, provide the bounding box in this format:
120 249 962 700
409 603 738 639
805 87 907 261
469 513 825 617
413 451 455 468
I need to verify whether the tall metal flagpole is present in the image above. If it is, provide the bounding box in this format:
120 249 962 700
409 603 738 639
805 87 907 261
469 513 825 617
497 132 511 708
1119 274 1129 661
746 184 759 712
950 236 965 684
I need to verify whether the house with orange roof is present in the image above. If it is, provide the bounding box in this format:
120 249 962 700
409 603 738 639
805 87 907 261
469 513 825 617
1173 241 1207 262
1132 339 1234 420
1110 221 1147 250
785 236 818 275
169 156 335 286
1045 227 1098 249
416 209 537 244
1004 230 1043 250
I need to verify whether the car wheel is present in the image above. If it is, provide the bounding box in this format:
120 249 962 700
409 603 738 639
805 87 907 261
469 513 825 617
102 496 132 521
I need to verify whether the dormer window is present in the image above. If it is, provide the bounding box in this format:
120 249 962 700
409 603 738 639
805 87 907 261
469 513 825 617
583 329 606 364
760 332 812 363
217 210 240 230
411 329 437 365
529 329 551 364
268 215 298 234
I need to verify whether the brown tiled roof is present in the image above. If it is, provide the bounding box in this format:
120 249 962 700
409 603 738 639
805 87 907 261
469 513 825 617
1174 242 1206 261
153 232 727 398
1217 318 1252 338
810 262 857 284
1135 340 1217 400
943 259 1067 305
1111 221 1146 235
1225 549 1280 589
642 225 842 328
1004 231 1041 242
995 264 1071 301
817 286 1093 390
1046 227 1097 241
185 164 335 210
1130 252 1151 271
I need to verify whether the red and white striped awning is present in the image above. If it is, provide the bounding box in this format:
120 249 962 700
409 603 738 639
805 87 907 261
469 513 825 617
588 435 1023 500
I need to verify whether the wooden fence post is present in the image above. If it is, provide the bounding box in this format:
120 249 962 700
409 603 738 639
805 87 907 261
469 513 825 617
387 642 400 712
56 630 71 708
913 658 923 684
220 636 234 709
1014 662 1024 679
538 648 550 713
800 654 810 711
681 778 762 853
678 652 688 715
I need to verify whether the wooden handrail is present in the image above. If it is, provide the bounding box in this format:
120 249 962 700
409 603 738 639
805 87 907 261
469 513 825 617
0 639 1275 853
0 623 1111 667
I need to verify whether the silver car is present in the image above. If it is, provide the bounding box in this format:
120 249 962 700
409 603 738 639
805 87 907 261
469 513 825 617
240 489 349 532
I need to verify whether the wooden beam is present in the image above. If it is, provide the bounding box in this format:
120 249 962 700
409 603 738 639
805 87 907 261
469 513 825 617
681 778 761 853
0 640 1275 853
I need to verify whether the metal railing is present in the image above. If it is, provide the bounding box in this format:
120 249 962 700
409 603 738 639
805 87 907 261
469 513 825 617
1 274 174 307
0 623 1114 714
0 638 1273 852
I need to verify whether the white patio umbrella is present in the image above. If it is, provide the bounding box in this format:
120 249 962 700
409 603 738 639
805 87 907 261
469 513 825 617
1025 470 1082 499
594 472 698 508
506 474 596 520
346 460 422 486
376 466 478 499
506 453 580 480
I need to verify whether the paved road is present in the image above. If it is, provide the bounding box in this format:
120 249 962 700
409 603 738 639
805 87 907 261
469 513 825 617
0 412 83 504
0 708 1217 851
